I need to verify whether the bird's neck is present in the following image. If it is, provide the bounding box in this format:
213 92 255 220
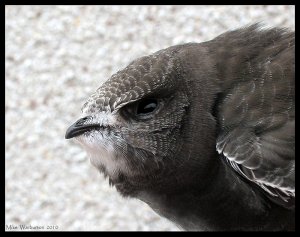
136 158 291 231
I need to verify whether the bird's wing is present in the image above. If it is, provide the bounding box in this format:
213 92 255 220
216 121 295 208
215 29 295 208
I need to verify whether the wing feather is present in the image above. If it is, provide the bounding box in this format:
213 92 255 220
215 26 294 209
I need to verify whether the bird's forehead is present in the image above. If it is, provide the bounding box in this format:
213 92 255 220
82 51 178 115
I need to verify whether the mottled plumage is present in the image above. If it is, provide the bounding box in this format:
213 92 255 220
66 24 295 231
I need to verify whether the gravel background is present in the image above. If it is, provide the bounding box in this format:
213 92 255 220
5 5 295 231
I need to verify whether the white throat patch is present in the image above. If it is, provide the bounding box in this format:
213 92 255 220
74 112 128 178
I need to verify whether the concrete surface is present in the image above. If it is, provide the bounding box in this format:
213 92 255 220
5 5 295 231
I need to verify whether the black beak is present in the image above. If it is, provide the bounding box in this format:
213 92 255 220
65 116 99 139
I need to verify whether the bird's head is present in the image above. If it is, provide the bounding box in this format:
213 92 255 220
66 44 219 196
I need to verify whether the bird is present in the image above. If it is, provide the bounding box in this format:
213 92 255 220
65 24 295 231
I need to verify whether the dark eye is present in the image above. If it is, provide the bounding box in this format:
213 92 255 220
123 98 160 120
137 99 158 116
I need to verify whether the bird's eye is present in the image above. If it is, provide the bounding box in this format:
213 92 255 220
123 98 160 120
137 99 158 116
